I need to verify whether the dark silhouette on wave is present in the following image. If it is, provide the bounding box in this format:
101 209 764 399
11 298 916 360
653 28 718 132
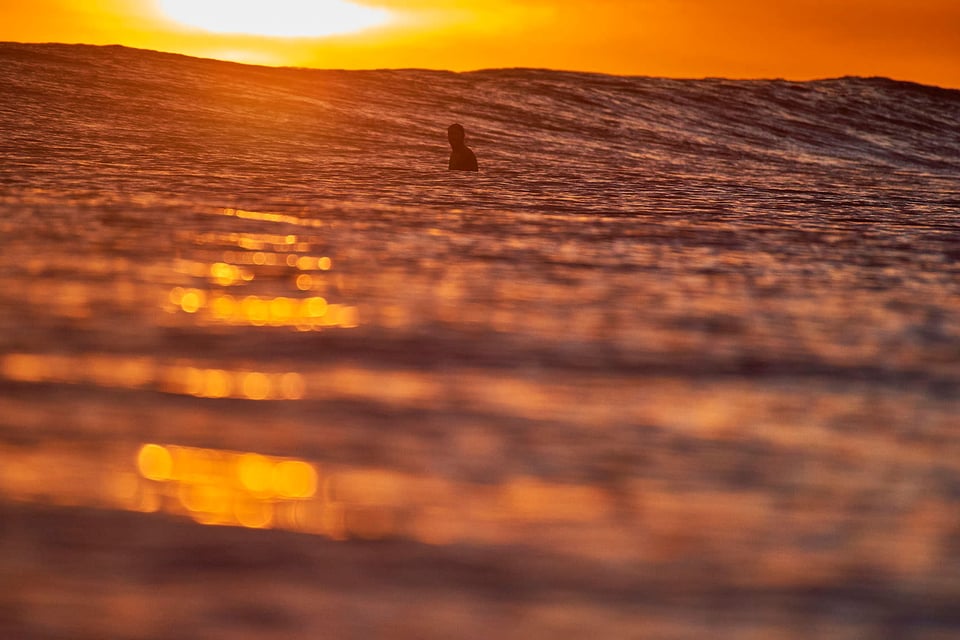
447 123 478 172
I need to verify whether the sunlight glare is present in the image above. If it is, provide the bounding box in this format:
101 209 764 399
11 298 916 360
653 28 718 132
159 0 391 38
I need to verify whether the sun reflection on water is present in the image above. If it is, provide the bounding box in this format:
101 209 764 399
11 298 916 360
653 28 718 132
0 353 307 400
161 209 351 329
127 443 621 544
166 288 358 329
135 444 318 529
219 207 326 228
0 440 633 548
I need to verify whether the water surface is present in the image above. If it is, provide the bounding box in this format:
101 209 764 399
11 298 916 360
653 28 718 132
1 43 959 639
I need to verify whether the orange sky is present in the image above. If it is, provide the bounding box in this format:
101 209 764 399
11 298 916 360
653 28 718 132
1 0 958 87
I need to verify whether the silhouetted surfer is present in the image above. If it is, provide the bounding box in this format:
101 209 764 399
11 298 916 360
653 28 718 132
448 123 478 172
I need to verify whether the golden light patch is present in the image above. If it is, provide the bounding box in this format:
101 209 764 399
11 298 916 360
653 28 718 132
159 0 391 38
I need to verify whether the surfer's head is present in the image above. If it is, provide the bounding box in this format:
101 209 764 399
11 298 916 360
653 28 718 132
448 123 466 147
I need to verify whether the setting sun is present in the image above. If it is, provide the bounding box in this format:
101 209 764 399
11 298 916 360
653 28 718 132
158 0 391 38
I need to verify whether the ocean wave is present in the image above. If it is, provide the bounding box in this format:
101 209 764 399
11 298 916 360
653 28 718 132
1 42 958 212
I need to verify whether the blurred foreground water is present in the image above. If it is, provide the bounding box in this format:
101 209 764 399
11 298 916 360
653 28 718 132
1 43 959 639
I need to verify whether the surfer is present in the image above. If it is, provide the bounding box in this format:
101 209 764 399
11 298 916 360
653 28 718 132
447 123 478 172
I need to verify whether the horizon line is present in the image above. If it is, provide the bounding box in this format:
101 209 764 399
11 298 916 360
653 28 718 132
3 40 958 92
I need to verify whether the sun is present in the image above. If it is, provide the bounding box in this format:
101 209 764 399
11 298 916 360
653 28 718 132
158 0 391 38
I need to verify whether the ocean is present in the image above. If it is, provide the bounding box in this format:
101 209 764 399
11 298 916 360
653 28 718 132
1 42 959 639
